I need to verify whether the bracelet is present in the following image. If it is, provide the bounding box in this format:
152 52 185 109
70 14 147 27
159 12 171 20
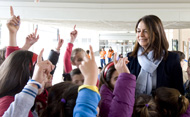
27 79 42 89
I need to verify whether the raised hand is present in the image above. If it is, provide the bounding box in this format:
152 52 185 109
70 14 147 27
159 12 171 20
7 6 20 34
32 49 55 93
70 25 78 43
79 45 98 86
22 28 39 50
56 34 64 52
113 52 130 74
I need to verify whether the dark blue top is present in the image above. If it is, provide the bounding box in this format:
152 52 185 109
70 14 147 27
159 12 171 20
127 51 184 95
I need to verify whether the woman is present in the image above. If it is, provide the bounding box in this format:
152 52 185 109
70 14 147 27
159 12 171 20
127 15 184 96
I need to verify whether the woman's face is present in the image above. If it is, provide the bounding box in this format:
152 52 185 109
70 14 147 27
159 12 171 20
110 70 119 88
136 21 150 49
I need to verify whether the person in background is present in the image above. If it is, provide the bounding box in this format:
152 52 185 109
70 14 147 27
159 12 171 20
100 47 106 68
86 50 90 59
107 47 114 63
172 51 188 84
184 57 190 101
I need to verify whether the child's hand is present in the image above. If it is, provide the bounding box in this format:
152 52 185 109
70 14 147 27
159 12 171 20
22 28 39 50
79 45 98 86
56 34 64 52
70 25 78 43
113 52 130 74
32 49 55 94
6 6 20 34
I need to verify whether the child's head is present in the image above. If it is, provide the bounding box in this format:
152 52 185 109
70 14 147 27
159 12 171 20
0 50 36 97
71 48 86 67
133 94 159 117
86 50 90 54
172 51 185 68
70 68 84 85
99 62 118 91
42 81 79 117
98 67 102 74
155 87 189 117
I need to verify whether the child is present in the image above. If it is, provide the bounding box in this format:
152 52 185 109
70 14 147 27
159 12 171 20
63 25 86 74
155 87 190 117
133 94 159 117
2 49 54 117
98 53 136 117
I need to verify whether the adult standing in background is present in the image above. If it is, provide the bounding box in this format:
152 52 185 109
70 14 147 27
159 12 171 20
107 47 114 63
127 15 184 96
100 47 106 68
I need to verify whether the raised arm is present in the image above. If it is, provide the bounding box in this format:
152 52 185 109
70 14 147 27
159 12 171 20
6 6 21 58
21 28 39 50
73 45 100 117
63 25 78 73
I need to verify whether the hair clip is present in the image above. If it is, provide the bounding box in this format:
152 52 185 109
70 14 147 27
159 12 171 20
145 104 149 107
104 62 114 78
61 98 66 103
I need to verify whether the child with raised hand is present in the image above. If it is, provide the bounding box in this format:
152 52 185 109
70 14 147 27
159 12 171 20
6 6 39 58
63 25 86 74
2 49 54 117
155 87 190 117
73 45 100 117
98 52 136 117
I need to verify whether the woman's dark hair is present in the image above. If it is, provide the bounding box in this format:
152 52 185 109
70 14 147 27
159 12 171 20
133 94 159 117
0 50 34 97
130 15 169 61
99 62 116 91
155 87 189 117
171 51 185 61
41 81 79 117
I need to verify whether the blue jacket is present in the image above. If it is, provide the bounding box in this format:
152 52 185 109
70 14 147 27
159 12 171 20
73 88 100 117
127 51 184 95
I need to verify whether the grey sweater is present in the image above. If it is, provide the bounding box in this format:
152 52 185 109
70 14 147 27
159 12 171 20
3 85 38 117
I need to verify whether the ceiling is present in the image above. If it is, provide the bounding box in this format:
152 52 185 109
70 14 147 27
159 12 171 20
1 0 190 31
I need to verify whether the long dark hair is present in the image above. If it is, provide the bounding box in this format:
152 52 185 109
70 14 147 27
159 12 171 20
0 50 34 97
99 62 116 91
130 15 169 61
41 81 79 117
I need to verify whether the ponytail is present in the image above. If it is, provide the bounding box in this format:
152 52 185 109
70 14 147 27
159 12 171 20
179 95 189 114
133 94 159 117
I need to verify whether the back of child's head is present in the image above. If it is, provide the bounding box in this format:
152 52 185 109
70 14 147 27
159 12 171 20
0 47 6 65
41 81 79 117
172 51 185 61
99 62 116 91
155 87 189 117
133 94 159 117
70 48 85 66
70 68 84 85
0 50 35 97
